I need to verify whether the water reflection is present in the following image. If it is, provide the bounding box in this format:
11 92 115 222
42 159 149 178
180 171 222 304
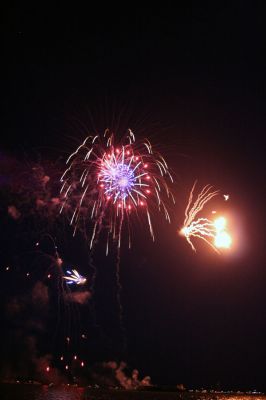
0 384 85 400
37 386 85 400
1 384 265 400
185 396 265 400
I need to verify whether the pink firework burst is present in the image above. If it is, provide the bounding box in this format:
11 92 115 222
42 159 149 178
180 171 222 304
60 129 174 253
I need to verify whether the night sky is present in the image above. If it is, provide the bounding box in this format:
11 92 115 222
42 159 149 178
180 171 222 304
1 4 266 392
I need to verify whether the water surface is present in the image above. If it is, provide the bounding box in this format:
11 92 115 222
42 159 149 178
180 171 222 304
1 384 265 400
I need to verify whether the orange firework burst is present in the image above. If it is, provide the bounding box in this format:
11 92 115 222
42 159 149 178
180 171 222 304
180 182 232 252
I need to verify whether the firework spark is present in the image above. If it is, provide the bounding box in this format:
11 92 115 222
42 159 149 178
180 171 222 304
213 217 232 249
60 129 174 253
180 182 232 252
63 269 87 285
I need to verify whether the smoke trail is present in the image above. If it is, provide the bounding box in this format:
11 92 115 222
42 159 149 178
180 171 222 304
115 246 127 354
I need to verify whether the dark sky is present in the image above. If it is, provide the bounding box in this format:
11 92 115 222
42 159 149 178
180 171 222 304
1 3 266 392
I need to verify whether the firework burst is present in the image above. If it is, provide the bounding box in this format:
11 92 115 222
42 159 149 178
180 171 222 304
60 129 174 253
180 182 232 252
63 269 87 285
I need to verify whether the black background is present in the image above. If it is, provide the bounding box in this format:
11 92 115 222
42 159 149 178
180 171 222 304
1 3 265 391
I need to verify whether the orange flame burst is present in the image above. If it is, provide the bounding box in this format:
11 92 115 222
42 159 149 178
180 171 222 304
180 182 232 252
